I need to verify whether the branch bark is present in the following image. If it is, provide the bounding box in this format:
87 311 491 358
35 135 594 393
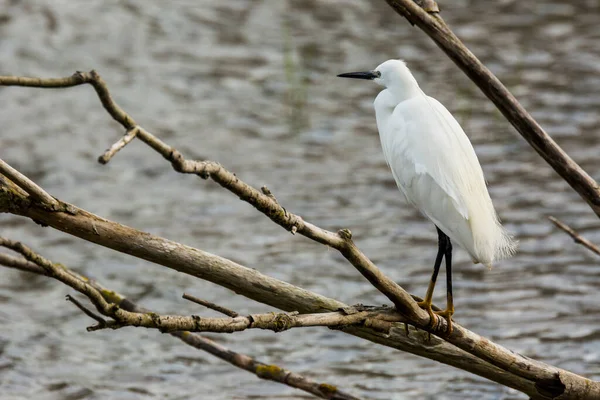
384 0 600 218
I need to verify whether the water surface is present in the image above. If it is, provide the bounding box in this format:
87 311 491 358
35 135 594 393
1 1 599 399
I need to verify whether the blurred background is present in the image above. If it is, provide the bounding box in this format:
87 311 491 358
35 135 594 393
1 0 599 399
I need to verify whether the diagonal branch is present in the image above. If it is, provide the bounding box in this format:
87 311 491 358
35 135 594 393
0 249 361 400
548 216 600 257
98 127 140 164
182 293 240 317
384 0 600 218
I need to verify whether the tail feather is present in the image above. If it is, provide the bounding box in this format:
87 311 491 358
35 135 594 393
472 217 518 268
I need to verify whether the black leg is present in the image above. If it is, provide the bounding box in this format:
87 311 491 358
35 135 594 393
434 227 454 334
444 236 453 316
417 226 447 327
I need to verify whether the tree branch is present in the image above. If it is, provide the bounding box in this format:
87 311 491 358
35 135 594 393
0 249 361 400
0 158 59 208
383 0 600 218
98 127 139 164
182 293 240 317
83 309 398 335
548 216 600 257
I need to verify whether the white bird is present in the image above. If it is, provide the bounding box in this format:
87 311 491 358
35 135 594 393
338 59 516 332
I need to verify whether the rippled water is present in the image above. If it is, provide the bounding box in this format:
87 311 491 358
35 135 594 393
1 0 599 399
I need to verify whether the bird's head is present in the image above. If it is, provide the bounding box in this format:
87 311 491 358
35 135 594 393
337 59 419 92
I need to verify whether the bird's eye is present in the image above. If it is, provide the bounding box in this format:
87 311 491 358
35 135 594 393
374 71 381 78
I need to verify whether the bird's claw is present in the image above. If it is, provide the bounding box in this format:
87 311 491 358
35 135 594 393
416 300 439 329
417 300 454 335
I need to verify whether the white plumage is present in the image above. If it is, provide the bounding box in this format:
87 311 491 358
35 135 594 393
338 59 516 329
345 59 516 267
372 60 516 266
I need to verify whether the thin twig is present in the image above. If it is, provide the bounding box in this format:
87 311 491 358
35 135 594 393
0 252 46 274
182 293 239 317
65 294 107 327
0 158 59 208
0 246 361 400
98 127 140 164
548 216 600 256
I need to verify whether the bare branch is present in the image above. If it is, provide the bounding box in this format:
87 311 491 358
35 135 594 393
0 243 361 400
548 216 600 256
384 0 600 218
98 127 140 164
65 294 108 327
182 293 239 317
85 309 398 335
0 158 59 208
0 252 45 273
0 71 135 128
0 71 424 322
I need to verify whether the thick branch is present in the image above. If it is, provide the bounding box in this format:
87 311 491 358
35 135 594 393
384 0 600 218
0 250 360 400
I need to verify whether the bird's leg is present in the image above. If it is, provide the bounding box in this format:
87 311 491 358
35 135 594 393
417 227 445 329
434 231 454 334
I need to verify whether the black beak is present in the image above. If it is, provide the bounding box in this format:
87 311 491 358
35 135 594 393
337 70 380 80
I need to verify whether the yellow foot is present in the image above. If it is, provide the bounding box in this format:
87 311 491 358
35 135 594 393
416 300 439 329
434 309 454 334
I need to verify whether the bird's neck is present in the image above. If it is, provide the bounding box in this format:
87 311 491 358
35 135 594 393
374 85 422 112
386 80 422 104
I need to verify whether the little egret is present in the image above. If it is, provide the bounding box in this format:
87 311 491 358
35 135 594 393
338 60 516 332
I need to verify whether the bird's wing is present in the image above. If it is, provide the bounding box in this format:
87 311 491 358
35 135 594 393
380 95 487 222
